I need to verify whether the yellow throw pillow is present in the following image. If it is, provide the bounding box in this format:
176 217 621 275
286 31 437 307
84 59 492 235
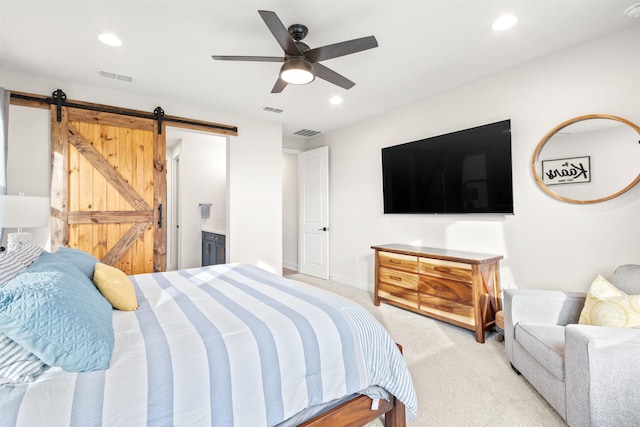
579 275 640 328
92 263 138 311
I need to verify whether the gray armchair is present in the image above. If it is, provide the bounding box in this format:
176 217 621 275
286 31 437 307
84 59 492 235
504 264 640 427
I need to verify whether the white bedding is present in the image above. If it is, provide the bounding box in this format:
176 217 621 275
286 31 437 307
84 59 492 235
1 263 417 426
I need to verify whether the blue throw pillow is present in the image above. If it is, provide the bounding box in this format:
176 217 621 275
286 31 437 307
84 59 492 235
54 246 99 279
0 252 114 372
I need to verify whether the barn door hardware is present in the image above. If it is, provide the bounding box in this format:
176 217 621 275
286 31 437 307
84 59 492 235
154 107 164 134
52 89 67 122
9 90 237 134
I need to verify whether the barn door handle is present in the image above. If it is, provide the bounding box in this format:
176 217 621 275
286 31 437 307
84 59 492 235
158 204 163 228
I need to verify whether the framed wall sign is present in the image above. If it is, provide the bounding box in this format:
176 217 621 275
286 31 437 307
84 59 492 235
541 156 591 186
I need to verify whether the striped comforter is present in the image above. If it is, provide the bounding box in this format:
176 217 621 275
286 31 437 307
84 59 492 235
1 263 417 426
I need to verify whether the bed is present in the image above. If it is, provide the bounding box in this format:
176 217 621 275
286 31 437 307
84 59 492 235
0 245 417 427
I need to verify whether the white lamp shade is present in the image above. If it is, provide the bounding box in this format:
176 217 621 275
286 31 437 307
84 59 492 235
280 57 315 85
0 195 50 228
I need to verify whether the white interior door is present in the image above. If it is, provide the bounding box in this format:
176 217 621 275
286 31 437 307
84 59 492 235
298 146 329 279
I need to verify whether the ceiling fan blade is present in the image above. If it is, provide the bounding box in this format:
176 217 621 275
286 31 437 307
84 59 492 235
212 55 284 62
305 36 378 63
271 77 288 93
313 63 355 90
258 10 301 57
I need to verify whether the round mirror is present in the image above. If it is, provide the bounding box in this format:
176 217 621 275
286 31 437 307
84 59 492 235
532 114 640 204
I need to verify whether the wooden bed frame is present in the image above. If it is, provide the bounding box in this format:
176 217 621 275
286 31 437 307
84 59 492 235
300 343 407 427
300 393 406 427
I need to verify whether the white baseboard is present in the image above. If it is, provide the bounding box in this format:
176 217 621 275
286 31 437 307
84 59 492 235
283 261 298 271
329 273 373 293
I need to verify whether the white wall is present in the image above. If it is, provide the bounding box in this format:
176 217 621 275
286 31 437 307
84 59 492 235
166 143 180 270
282 151 299 270
282 136 308 271
1 69 283 274
167 129 226 269
4 105 51 250
308 26 640 292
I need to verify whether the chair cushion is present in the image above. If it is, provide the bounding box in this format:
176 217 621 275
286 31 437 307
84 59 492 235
515 323 566 380
579 275 640 328
613 264 640 295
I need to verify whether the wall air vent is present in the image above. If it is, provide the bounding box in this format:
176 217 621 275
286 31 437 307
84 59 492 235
98 70 134 82
262 106 284 114
293 129 322 138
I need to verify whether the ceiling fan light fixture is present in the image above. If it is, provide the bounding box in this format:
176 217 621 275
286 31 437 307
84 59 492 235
280 57 315 85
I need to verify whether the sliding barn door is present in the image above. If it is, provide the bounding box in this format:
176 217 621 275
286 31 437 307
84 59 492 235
51 107 166 274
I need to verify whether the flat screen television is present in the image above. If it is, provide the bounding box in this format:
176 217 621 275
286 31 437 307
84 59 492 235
382 119 513 214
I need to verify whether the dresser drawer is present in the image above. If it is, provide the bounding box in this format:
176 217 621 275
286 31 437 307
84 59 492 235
378 282 419 309
419 275 473 305
378 251 418 273
419 257 472 282
379 267 418 290
373 244 503 343
420 294 474 324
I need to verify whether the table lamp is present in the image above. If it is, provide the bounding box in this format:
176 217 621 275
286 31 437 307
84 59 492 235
0 193 50 250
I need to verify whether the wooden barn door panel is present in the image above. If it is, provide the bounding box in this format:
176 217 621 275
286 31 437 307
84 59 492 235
52 106 166 274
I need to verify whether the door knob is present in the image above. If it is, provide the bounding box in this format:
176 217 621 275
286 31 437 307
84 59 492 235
318 227 328 231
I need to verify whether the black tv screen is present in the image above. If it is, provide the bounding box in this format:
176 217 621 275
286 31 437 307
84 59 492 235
382 120 513 214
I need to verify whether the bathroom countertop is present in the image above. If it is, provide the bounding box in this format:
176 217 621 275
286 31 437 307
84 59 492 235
202 227 226 236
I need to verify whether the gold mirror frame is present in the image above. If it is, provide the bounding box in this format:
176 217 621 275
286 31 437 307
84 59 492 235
532 114 640 204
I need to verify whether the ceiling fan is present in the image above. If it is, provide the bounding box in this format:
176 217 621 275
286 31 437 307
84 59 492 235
212 10 378 93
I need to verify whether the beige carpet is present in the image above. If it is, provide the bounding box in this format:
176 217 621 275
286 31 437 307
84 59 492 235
285 272 567 427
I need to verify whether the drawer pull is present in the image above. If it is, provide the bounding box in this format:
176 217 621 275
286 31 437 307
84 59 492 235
434 305 453 313
434 266 450 273
433 285 450 292
389 275 402 281
389 259 401 264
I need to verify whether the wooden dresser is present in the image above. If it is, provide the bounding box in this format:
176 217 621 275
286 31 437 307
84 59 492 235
372 244 503 343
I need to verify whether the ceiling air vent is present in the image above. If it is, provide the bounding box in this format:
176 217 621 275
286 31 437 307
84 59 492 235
98 70 134 82
625 3 640 18
262 106 283 114
294 129 322 138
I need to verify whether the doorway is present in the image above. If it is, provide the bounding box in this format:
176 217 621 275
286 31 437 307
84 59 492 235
166 127 227 270
297 146 329 279
282 146 330 279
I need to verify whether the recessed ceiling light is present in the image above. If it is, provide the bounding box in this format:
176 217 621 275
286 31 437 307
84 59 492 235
329 96 343 105
98 33 122 47
492 15 518 31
